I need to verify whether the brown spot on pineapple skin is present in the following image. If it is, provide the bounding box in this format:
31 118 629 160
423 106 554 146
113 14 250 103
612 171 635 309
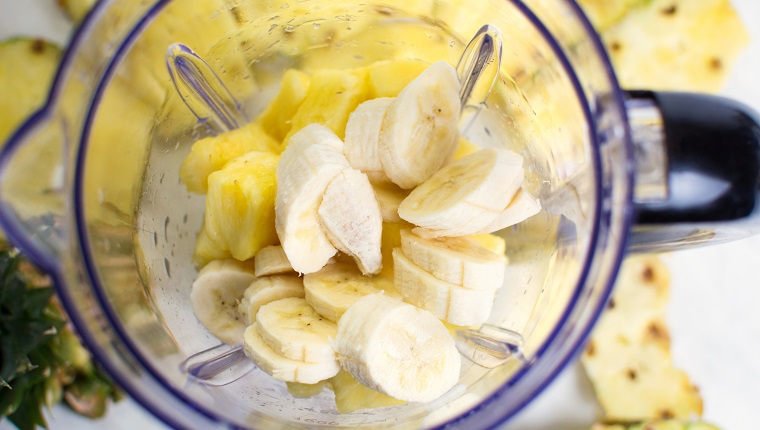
607 298 616 309
641 265 655 283
626 368 637 380
609 41 622 53
658 409 675 419
585 340 596 357
646 321 671 343
31 39 46 54
661 4 678 16
709 57 723 72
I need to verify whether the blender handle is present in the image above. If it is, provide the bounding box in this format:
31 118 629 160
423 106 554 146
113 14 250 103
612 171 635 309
625 90 760 252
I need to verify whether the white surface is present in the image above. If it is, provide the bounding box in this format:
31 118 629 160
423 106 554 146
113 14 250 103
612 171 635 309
1 0 759 429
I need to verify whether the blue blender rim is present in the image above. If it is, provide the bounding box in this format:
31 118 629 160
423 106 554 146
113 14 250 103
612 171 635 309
0 0 635 428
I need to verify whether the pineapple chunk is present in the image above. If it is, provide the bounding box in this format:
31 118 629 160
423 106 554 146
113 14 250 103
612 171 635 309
469 233 507 256
452 136 481 161
193 221 233 268
368 59 429 98
203 151 279 261
575 0 650 32
0 38 61 143
330 369 405 413
602 0 750 93
283 68 370 144
254 69 311 143
180 122 279 194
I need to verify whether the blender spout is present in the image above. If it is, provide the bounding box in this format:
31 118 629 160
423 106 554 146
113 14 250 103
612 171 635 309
0 113 67 271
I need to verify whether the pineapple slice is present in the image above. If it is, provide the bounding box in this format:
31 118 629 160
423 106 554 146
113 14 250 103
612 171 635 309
58 0 96 23
203 151 279 261
0 38 61 143
602 0 750 93
180 122 279 194
283 68 370 144
254 69 311 143
575 0 650 32
330 369 405 413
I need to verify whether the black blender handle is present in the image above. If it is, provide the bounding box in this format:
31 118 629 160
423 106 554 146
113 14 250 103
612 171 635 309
625 91 760 251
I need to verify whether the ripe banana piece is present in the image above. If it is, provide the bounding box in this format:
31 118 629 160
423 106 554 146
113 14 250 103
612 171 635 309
190 259 257 344
276 123 351 274
393 249 496 326
344 97 394 183
398 148 524 238
254 245 294 276
378 61 461 189
474 188 541 234
399 229 506 290
333 293 461 403
255 297 338 363
318 168 383 275
238 275 304 323
303 262 399 323
372 181 409 223
244 323 340 384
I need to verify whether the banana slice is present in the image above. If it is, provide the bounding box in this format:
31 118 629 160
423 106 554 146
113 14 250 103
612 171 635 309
238 275 305 323
398 148 523 238
254 245 294 276
276 123 351 274
333 293 461 403
378 61 461 189
372 182 410 223
243 323 340 384
474 188 542 234
393 249 496 326
256 297 338 364
190 259 257 344
399 229 506 290
344 97 394 183
318 168 383 275
303 262 399 323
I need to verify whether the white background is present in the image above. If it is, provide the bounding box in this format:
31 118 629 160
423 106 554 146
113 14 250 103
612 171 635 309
0 1 758 429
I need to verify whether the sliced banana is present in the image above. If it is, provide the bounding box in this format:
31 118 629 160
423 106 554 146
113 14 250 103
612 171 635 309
318 168 383 275
399 229 506 290
190 259 257 344
378 61 461 189
256 297 338 364
393 249 496 326
372 181 409 223
254 245 294 276
474 188 542 234
344 97 394 183
276 123 351 274
398 148 523 238
243 323 340 384
333 293 461 403
303 262 399 323
238 275 304 323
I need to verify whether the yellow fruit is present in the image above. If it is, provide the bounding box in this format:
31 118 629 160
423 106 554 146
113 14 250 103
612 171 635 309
192 221 233 268
368 59 430 98
469 233 507 255
283 68 370 144
0 38 61 143
180 122 279 194
204 151 279 261
330 369 405 413
253 69 311 143
452 136 480 161
57 0 96 23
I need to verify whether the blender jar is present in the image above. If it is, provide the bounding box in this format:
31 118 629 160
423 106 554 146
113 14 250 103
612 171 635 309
0 0 757 428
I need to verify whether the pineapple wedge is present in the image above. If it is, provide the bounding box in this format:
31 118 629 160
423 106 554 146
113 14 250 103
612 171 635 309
330 369 405 413
180 122 279 194
254 69 311 143
283 68 370 144
203 151 279 261
0 38 61 143
193 221 233 268
602 0 750 93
